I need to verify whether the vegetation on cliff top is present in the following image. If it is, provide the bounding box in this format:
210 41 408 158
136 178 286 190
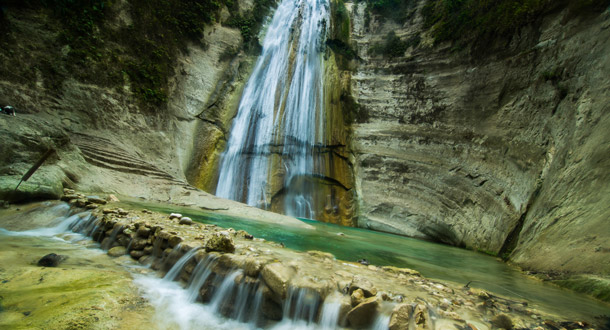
365 0 609 46
226 0 276 49
422 0 610 43
0 0 273 110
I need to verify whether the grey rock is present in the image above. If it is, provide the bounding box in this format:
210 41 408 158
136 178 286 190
107 246 127 257
37 253 67 267
179 217 193 225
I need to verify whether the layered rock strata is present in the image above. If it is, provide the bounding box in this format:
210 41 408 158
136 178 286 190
347 1 610 277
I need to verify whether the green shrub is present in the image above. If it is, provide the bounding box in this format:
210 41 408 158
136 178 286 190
367 0 413 24
331 0 351 43
226 0 275 49
371 31 413 58
1 0 269 109
341 93 369 124
422 0 610 44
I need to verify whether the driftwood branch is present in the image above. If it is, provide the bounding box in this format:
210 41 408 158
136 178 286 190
15 148 56 191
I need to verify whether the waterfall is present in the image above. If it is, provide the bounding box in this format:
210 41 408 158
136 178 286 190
216 0 330 219
186 255 217 302
318 293 343 329
164 247 201 281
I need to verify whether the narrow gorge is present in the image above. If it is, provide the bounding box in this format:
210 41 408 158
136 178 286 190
0 0 609 328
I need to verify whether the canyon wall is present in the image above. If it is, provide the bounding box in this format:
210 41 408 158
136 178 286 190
0 1 251 204
347 1 610 274
1 0 609 282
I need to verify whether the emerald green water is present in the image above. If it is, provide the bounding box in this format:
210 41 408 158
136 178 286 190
123 200 610 321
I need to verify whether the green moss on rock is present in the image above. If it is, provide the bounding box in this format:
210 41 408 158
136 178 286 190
553 275 610 302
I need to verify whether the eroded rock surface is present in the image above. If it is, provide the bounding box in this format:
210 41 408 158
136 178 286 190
347 0 610 277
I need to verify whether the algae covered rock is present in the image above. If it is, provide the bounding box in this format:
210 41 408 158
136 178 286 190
168 235 183 248
37 253 67 267
205 231 235 253
107 246 127 257
491 314 513 330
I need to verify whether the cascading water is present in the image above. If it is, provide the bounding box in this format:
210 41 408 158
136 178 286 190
216 0 330 219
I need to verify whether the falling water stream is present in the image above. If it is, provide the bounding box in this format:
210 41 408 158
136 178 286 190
216 0 330 219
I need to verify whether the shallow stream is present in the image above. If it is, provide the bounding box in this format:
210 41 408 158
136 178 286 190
123 199 610 321
1 200 609 329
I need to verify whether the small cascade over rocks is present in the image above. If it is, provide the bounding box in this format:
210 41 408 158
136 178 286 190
1 194 601 330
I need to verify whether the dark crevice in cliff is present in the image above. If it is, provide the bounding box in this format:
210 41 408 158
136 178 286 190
499 185 542 259
197 116 226 133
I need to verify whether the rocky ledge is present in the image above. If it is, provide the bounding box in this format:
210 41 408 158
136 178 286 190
59 191 603 330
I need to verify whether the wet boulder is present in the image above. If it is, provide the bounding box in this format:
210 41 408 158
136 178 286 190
244 257 264 277
137 226 151 238
389 303 412 330
412 304 430 330
130 238 148 250
37 253 66 267
491 314 513 330
261 262 295 299
107 246 127 257
130 250 145 259
261 287 283 320
349 276 377 298
351 288 366 306
179 217 193 225
346 296 379 328
168 235 183 248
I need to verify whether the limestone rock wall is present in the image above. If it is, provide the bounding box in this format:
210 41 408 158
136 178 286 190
348 1 610 274
0 2 248 203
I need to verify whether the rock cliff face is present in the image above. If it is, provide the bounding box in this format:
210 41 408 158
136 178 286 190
347 1 610 274
0 1 249 205
0 0 609 282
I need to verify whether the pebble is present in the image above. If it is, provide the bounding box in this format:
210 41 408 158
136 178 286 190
169 213 182 220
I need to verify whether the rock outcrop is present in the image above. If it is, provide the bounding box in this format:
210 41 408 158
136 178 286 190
346 1 610 277
0 0 608 293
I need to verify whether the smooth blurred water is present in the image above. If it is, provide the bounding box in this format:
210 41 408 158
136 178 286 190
216 0 330 219
126 200 610 321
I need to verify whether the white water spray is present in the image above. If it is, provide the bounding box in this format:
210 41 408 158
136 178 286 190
216 0 330 219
